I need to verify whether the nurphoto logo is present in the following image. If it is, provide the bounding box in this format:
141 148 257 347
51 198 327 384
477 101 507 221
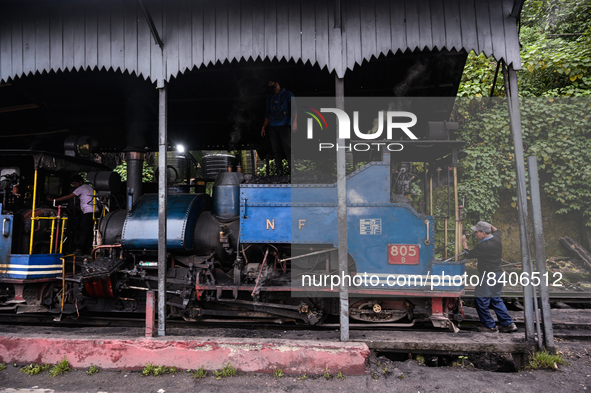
304 107 418 151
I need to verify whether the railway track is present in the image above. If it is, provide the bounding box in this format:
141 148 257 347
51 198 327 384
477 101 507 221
2 312 591 341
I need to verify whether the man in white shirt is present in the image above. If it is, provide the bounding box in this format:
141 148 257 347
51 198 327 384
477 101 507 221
47 174 97 256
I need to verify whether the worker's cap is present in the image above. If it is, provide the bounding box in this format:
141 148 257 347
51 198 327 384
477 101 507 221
471 221 492 233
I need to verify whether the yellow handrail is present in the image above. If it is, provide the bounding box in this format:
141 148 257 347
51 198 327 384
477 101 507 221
29 169 38 254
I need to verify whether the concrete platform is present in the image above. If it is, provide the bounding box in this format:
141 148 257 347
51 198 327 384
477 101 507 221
0 321 539 375
0 331 369 375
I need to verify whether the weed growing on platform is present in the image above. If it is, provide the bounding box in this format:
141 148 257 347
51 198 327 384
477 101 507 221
20 363 49 376
169 367 179 375
416 355 425 365
298 374 307 380
191 366 207 379
0 363 6 372
323 367 330 380
526 350 568 370
336 371 346 380
213 363 236 380
273 368 283 378
142 363 156 376
49 359 70 378
87 366 100 376
153 366 169 376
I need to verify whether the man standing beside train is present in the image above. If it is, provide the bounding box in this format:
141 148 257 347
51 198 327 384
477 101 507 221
462 221 518 333
261 77 297 176
47 174 97 256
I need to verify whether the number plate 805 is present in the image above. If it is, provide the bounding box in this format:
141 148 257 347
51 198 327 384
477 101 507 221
388 244 420 265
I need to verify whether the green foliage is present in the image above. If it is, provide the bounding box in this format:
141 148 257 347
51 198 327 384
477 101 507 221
458 52 506 97
256 159 289 176
323 366 330 380
20 363 50 376
455 98 591 226
0 363 5 372
336 370 346 380
273 368 283 378
87 365 100 375
191 366 207 379
213 363 236 380
298 373 308 380
526 350 568 370
113 161 156 183
48 359 70 378
141 363 172 376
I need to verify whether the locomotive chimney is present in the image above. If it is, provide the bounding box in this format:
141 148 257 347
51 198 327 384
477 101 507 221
125 148 144 208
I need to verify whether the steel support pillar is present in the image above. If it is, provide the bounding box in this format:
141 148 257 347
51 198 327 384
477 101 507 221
504 64 535 341
157 83 168 337
527 156 555 353
335 75 349 342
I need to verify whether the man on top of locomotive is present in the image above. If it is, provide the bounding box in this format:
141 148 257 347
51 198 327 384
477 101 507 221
462 221 518 333
46 174 97 256
261 77 297 176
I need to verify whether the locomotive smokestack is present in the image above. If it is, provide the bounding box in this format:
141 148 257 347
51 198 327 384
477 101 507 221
125 148 144 208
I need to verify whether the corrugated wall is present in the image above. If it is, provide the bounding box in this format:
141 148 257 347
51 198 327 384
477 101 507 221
0 0 521 84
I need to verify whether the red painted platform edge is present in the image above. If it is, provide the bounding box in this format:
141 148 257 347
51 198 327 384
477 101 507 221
0 335 370 375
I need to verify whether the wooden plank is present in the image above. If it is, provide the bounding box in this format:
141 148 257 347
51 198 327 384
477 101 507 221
276 0 289 61
149 1 163 83
315 0 329 69
430 0 446 50
264 0 276 60
359 0 376 61
10 8 23 77
49 5 63 72
475 0 493 57
166 1 180 79
215 0 229 63
227 0 241 62
300 0 315 65
137 0 151 80
22 7 36 75
85 1 98 70
124 0 138 75
327 2 343 77
374 0 391 56
344 0 362 69
203 1 216 66
72 3 85 70
501 0 520 69
97 2 111 70
488 0 506 64
443 0 462 51
288 0 301 61
417 0 433 50
110 2 125 72
191 0 204 68
240 0 253 61
35 6 50 73
0 10 12 82
404 0 419 51
458 0 478 55
252 0 265 60
390 0 407 54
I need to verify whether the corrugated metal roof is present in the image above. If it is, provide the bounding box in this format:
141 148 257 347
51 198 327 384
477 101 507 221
0 0 521 83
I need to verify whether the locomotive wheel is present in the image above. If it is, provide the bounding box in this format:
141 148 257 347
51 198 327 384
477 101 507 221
349 299 412 323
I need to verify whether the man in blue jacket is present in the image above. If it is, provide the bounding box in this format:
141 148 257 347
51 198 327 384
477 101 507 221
261 77 297 176
462 221 518 333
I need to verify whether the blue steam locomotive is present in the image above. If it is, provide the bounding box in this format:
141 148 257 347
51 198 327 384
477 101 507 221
0 143 465 330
